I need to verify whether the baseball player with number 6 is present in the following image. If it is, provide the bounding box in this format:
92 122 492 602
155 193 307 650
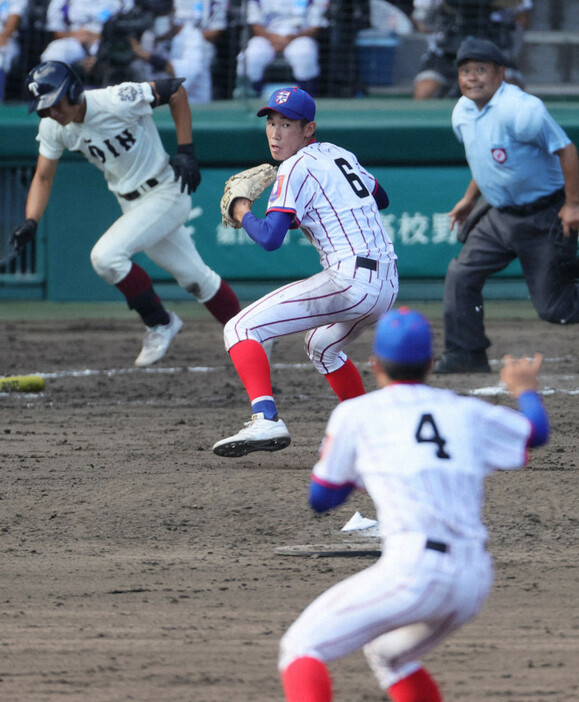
213 86 399 457
13 61 240 367
279 306 550 702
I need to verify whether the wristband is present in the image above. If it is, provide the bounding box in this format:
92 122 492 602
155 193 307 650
176 143 195 158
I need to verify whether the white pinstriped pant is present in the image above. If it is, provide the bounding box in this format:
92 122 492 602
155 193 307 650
278 533 493 690
223 265 398 374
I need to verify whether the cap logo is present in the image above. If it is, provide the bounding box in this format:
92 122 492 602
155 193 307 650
275 91 292 105
491 148 507 163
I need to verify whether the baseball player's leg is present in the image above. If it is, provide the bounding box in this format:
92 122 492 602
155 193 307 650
515 210 579 324
145 224 241 324
284 37 320 82
215 273 351 455
279 556 450 701
90 185 191 365
40 38 87 64
304 277 397 399
237 36 276 89
437 209 514 373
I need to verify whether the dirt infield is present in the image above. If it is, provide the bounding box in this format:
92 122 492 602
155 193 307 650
1 299 578 702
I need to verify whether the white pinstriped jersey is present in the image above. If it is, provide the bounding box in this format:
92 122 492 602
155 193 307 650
266 141 397 272
36 82 170 196
313 382 532 544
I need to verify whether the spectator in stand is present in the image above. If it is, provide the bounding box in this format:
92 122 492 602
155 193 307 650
40 0 133 77
412 0 532 99
236 0 329 98
129 0 228 103
0 0 27 98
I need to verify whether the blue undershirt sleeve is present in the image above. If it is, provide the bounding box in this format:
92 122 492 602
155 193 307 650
517 390 550 447
308 481 355 513
373 183 389 210
241 210 294 251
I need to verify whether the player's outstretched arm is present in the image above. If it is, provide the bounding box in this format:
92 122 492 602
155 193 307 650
501 353 542 396
501 354 550 448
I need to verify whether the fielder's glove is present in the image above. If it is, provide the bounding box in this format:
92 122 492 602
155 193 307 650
10 219 38 253
170 143 201 195
220 163 278 228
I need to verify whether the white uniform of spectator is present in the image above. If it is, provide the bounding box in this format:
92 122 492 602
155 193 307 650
135 0 227 103
0 0 27 85
236 0 328 95
41 0 133 65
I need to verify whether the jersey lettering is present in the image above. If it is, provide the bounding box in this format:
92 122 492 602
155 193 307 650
415 413 451 459
115 129 137 151
88 144 106 163
104 139 120 158
334 157 370 198
84 129 136 164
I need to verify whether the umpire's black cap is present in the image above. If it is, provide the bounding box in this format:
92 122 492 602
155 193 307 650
456 38 506 67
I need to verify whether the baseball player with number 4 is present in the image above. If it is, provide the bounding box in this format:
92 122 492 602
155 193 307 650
213 86 399 458
13 60 240 367
279 306 550 702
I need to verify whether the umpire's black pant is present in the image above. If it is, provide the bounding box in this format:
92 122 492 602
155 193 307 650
443 199 579 353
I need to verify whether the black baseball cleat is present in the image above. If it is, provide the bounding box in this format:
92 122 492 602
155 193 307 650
434 350 491 374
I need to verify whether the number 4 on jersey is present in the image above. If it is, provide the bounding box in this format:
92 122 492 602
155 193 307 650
415 413 451 459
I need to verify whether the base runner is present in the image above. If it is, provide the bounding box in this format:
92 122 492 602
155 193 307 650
279 307 550 702
13 61 240 367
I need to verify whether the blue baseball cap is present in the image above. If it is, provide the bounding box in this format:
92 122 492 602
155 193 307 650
257 86 316 121
373 307 433 364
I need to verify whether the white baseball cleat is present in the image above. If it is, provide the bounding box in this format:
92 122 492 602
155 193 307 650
134 311 183 367
213 413 291 457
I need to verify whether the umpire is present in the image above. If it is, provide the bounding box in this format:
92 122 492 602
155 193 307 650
436 37 579 374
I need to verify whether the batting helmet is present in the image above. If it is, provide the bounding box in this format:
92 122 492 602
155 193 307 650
25 61 85 115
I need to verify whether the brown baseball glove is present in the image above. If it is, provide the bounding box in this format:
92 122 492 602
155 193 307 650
220 163 278 228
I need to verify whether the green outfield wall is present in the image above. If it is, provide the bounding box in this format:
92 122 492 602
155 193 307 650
2 98 579 301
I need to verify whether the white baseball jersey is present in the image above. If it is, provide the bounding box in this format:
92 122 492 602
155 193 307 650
267 141 397 276
139 0 228 103
314 382 531 543
247 0 328 34
44 0 132 33
36 82 169 196
279 382 532 689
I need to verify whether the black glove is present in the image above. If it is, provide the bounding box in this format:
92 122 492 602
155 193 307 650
170 143 201 195
10 219 38 253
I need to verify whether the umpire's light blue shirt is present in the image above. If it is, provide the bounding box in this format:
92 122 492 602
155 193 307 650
452 82 570 208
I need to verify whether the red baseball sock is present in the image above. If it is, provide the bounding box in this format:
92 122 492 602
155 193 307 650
203 279 241 325
229 339 273 402
388 667 442 702
281 657 332 702
324 358 366 400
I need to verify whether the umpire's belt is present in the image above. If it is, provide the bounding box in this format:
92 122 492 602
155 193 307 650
119 178 159 201
498 188 565 216
355 256 378 271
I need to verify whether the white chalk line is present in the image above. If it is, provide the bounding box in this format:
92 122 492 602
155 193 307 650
4 356 578 398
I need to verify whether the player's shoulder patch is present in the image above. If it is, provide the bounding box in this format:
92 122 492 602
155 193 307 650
114 82 146 103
